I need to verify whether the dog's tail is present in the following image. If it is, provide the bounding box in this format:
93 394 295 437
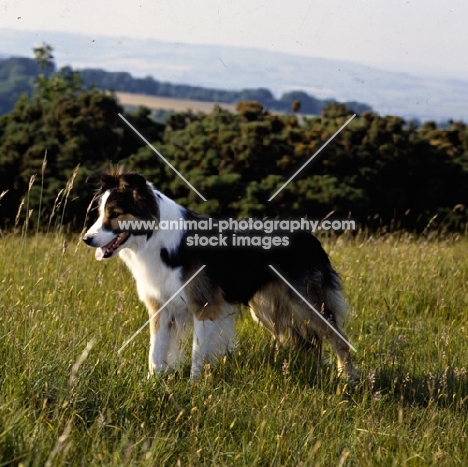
289 268 348 349
324 271 348 330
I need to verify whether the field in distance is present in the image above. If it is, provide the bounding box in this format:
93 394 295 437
116 91 238 114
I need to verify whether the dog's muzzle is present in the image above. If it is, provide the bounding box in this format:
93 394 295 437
82 234 94 246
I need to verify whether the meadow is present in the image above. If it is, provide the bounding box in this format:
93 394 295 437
115 92 238 115
1 229 468 466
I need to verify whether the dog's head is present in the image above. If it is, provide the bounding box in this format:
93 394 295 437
82 166 159 261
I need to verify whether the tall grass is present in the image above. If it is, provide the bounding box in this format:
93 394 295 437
1 170 468 465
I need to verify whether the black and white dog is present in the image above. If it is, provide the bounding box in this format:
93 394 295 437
83 167 357 379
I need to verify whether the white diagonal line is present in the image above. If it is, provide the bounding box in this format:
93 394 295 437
118 113 207 201
268 265 356 352
118 265 206 354
268 114 356 201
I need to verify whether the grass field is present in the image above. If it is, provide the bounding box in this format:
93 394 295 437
115 92 238 114
1 231 468 466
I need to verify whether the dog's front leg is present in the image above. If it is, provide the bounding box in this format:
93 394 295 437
146 297 169 375
191 306 237 379
146 297 191 376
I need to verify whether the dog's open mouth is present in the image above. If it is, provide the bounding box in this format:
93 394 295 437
95 232 130 261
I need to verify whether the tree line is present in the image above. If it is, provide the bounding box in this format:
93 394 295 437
0 55 372 117
0 46 467 233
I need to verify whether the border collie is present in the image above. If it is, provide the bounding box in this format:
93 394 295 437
83 167 357 379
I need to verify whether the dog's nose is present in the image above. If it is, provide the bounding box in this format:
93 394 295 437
82 235 94 246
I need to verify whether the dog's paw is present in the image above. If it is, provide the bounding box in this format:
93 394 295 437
337 361 360 384
148 362 169 378
342 367 361 385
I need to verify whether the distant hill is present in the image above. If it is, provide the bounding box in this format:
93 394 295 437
78 67 371 115
0 57 50 115
0 56 372 116
2 29 468 121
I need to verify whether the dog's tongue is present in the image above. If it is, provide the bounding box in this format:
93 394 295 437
95 248 105 261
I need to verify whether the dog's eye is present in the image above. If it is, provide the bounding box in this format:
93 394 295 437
109 212 121 219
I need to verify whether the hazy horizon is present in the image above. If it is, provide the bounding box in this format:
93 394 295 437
1 0 467 80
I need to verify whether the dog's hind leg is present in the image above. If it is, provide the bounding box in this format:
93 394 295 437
290 302 358 380
323 288 359 380
286 286 358 380
327 329 357 380
297 287 358 380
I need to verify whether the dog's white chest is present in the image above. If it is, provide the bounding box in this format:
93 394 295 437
119 247 183 303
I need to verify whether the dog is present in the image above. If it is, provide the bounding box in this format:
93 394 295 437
82 167 357 379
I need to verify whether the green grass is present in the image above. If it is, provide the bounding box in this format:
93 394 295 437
1 232 468 466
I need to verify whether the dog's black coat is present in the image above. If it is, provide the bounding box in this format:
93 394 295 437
160 208 339 308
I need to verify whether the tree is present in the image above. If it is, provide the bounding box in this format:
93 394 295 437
123 105 468 231
0 45 128 229
291 100 301 114
33 43 54 72
321 102 354 118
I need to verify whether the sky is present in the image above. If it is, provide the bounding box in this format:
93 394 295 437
1 0 468 79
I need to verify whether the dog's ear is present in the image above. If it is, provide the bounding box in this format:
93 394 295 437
119 173 150 200
120 173 159 220
86 169 120 192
